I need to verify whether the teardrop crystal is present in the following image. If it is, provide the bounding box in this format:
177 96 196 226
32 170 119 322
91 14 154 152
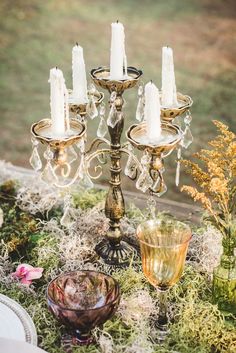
30 147 42 171
107 106 121 128
41 162 58 184
136 170 153 193
175 160 181 187
136 97 144 122
97 117 107 138
157 181 167 197
67 146 78 164
86 97 98 119
182 125 193 149
125 156 137 179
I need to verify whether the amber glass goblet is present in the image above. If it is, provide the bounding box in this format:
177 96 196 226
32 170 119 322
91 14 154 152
137 219 191 341
47 270 120 346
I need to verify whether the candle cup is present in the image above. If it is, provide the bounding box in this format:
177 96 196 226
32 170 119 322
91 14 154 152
127 122 182 156
90 66 142 94
68 89 104 117
126 122 182 195
160 92 193 123
31 118 86 166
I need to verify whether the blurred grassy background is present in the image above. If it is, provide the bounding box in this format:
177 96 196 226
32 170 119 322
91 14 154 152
0 0 236 202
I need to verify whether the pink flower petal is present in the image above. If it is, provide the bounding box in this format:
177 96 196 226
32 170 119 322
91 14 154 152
21 278 32 285
14 264 34 278
25 268 44 280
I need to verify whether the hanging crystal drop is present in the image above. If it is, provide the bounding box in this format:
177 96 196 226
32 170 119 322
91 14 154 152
97 117 107 138
67 146 78 164
182 125 193 149
157 180 167 197
175 148 181 187
43 147 54 161
174 115 182 129
99 102 106 117
107 105 122 128
60 195 74 227
86 96 98 119
77 138 85 153
152 175 161 193
147 196 156 219
41 161 58 184
136 84 145 121
136 168 153 193
136 96 145 122
97 103 107 137
78 154 85 179
110 91 117 103
30 147 42 171
125 155 137 179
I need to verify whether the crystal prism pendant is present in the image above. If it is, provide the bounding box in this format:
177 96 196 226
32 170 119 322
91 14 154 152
67 146 78 164
136 170 153 193
175 148 181 187
86 97 98 119
182 125 193 149
41 162 58 184
107 105 121 128
125 156 137 179
136 96 144 121
157 181 167 197
60 195 74 227
97 117 107 138
30 147 42 171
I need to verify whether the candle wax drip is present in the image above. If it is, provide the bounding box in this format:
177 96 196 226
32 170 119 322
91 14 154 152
134 130 177 146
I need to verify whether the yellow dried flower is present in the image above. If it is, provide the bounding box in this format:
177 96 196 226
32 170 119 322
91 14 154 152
181 120 235 235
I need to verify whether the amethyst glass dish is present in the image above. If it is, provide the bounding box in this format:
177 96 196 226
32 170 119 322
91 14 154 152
46 270 120 345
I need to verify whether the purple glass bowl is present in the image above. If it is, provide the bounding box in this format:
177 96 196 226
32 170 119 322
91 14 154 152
46 270 120 345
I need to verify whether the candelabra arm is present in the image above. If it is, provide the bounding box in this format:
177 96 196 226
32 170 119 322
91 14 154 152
85 137 110 155
85 148 111 180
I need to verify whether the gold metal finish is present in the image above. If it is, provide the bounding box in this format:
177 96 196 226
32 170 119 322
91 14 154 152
68 89 104 116
91 66 143 266
160 93 193 122
126 122 182 156
91 66 142 93
31 118 86 168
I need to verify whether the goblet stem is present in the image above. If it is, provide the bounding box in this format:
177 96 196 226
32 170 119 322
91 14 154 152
156 289 169 342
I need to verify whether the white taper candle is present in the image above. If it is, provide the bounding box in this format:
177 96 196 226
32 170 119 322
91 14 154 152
110 21 126 80
161 46 178 107
144 81 161 142
72 44 88 104
49 67 66 136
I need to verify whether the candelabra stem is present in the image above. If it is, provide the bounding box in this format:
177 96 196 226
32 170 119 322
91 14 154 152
95 92 135 265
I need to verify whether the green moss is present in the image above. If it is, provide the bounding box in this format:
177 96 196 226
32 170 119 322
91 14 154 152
0 181 235 353
72 189 106 210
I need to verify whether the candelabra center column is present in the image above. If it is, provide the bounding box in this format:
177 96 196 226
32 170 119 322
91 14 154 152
91 66 143 266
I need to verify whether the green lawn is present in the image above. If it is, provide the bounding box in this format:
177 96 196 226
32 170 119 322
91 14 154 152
0 0 236 202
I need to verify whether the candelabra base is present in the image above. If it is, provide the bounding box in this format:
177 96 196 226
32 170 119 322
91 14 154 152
95 239 136 266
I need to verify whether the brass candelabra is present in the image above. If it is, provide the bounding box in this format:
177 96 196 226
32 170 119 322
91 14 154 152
30 66 193 266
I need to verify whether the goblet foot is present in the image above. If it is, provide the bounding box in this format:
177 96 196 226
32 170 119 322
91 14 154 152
95 239 136 266
62 331 94 351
